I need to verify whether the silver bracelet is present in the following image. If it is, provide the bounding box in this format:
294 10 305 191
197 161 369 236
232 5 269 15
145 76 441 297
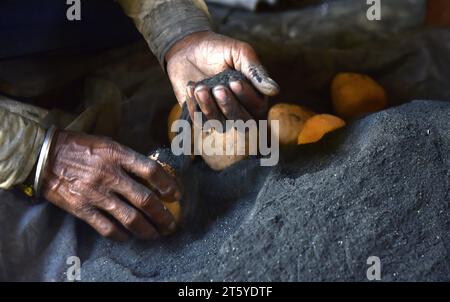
34 125 57 197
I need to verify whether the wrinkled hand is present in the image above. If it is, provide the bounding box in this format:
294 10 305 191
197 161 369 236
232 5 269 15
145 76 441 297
41 131 181 241
166 31 280 122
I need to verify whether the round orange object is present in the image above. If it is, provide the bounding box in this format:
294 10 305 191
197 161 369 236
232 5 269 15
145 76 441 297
331 73 387 119
298 114 346 144
149 152 182 224
268 103 316 145
168 103 182 142
163 201 181 223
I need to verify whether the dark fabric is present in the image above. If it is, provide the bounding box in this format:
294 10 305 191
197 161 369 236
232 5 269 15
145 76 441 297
0 0 141 59
0 0 212 69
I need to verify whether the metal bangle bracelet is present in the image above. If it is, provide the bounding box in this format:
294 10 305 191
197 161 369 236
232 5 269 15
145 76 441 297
33 125 57 197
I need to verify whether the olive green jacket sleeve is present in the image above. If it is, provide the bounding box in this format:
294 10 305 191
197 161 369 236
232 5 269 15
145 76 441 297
117 0 212 66
0 99 47 189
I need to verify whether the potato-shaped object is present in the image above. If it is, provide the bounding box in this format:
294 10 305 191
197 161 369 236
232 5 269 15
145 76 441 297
163 201 181 223
298 114 346 144
331 73 387 119
168 103 182 143
268 103 316 146
149 151 181 224
194 124 255 171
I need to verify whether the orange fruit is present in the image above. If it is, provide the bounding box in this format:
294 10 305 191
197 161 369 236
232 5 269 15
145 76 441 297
168 103 182 142
331 73 387 119
268 103 316 145
149 151 181 224
163 201 181 223
298 114 346 144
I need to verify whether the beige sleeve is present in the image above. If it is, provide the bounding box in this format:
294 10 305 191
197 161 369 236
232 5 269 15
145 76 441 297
116 0 212 66
0 104 46 189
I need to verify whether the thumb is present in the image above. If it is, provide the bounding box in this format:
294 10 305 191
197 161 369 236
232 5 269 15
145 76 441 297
240 58 280 97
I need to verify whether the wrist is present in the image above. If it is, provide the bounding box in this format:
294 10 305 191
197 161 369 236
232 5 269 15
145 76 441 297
33 126 58 197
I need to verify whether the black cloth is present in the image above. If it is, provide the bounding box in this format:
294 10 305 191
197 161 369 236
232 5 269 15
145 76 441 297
0 0 141 59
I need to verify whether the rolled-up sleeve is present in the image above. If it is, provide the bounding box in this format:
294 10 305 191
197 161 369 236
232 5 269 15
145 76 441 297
117 0 212 66
0 107 45 189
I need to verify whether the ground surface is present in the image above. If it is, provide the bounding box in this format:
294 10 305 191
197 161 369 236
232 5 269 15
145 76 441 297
2 100 447 281
79 100 450 282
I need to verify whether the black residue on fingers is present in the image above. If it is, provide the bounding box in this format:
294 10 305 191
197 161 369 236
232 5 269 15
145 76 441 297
185 70 249 128
248 65 263 83
197 70 247 89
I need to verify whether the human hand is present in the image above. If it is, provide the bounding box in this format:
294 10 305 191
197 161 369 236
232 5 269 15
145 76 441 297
41 131 182 241
166 31 280 122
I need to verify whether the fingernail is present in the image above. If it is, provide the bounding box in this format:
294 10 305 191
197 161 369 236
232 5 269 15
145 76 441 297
195 84 207 92
195 87 209 102
213 85 225 92
267 77 280 89
213 86 227 100
229 80 243 93
187 86 194 99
